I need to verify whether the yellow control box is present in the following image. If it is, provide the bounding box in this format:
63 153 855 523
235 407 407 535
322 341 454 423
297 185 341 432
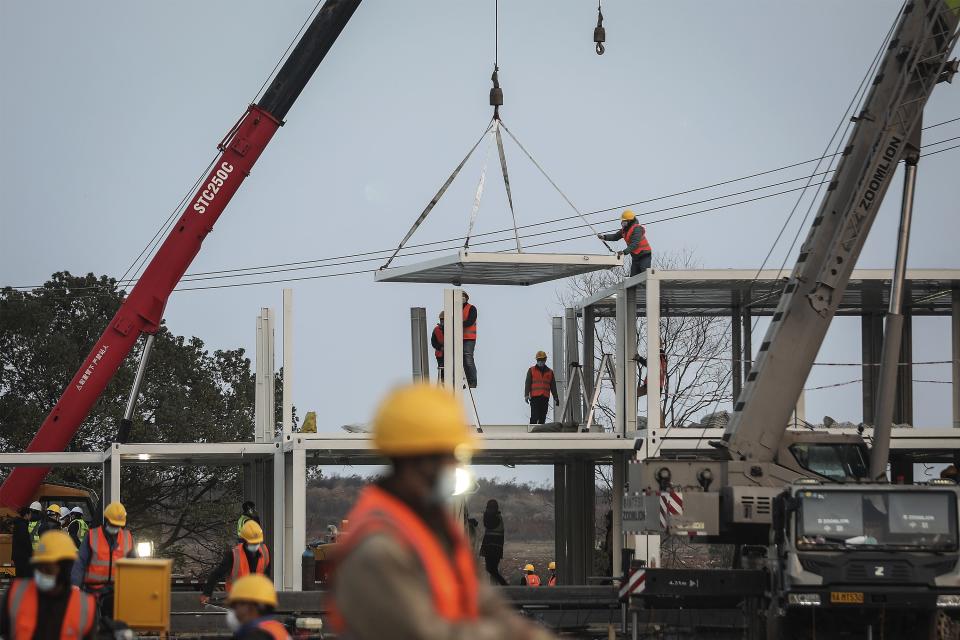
114 558 173 632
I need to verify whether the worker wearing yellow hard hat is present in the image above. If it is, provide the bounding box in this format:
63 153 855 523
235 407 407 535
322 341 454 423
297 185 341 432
201 520 271 605
598 209 653 277
0 531 98 639
547 561 558 586
525 351 560 425
331 383 556 639
71 501 135 618
225 575 290 639
37 503 63 538
521 563 541 587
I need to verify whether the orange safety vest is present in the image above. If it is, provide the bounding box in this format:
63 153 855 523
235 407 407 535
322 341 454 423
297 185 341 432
548 574 557 586
226 543 271 592
462 304 477 341
529 366 554 398
253 618 290 639
623 223 651 255
7 578 96 640
330 485 479 631
432 325 444 358
84 527 134 587
525 573 541 587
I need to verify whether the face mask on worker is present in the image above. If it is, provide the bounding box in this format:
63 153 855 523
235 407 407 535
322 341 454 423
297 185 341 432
105 524 120 536
34 571 57 592
226 609 241 632
245 544 261 554
621 220 630 229
429 465 459 507
536 360 546 368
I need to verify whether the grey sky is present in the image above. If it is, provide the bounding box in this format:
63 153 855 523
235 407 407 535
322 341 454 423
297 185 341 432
2 1 959 484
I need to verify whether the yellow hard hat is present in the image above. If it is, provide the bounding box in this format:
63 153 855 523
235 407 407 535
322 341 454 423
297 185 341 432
535 351 547 360
46 504 62 515
621 209 636 221
373 384 477 458
32 530 77 564
226 574 278 608
240 520 265 544
103 501 127 527
524 563 535 572
548 561 556 570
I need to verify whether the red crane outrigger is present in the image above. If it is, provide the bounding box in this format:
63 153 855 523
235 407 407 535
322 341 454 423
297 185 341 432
0 0 362 510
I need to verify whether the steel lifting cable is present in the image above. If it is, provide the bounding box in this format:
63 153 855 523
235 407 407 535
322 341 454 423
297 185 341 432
379 120 495 270
464 130 495 249
494 120 523 252
497 119 614 252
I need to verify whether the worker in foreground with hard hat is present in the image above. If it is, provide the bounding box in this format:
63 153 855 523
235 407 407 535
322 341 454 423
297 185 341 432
223 574 290 639
331 383 555 639
0 530 98 639
524 351 560 424
71 501 135 618
201 520 271 605
520 564 541 586
598 210 652 277
432 310 445 381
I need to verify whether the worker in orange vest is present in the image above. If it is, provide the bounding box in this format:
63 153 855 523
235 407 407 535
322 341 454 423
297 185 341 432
520 564 541 586
1 530 98 639
638 348 668 399
547 561 558 586
201 521 271 605
431 311 445 381
598 210 652 277
331 384 555 639
224 575 290 639
524 351 560 424
462 292 478 388
71 501 135 618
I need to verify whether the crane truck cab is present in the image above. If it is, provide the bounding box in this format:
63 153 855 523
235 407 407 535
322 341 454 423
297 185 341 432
0 482 99 578
770 480 960 638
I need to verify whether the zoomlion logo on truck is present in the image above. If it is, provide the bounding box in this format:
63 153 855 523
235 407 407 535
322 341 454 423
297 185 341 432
76 345 109 391
192 162 235 214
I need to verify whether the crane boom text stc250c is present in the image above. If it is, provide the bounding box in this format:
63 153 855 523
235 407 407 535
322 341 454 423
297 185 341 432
0 0 363 510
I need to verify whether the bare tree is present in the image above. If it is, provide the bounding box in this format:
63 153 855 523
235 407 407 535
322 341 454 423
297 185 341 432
558 249 733 431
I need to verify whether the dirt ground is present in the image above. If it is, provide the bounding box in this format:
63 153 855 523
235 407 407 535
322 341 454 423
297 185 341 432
487 540 555 585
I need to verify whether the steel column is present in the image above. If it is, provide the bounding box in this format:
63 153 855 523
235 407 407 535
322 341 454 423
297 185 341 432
255 308 276 443
565 308 583 424
554 464 569 584
583 306 597 430
611 453 623 578
553 317 566 417
283 444 306 590
272 446 286 590
646 277 661 431
862 285 885 424
109 445 121 503
282 290 293 436
616 285 639 436
442 290 465 394
741 303 752 381
732 293 742 401
410 307 429 382
954 288 960 429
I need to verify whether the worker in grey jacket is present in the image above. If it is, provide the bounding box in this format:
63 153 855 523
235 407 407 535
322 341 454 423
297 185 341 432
598 210 652 277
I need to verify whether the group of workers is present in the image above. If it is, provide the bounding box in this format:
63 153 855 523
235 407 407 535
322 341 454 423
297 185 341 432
11 501 90 577
431 291 479 387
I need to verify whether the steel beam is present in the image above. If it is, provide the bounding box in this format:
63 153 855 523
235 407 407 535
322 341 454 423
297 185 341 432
255 308 276 443
442 289 465 394
583 306 597 430
861 284 884 424
109 444 121 503
616 284 638 436
732 293 742 401
273 445 286 591
553 316 565 418
283 444 306 590
612 453 623 578
646 277 661 433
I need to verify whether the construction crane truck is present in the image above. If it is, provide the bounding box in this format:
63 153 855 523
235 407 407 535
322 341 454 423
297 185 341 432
627 1 960 638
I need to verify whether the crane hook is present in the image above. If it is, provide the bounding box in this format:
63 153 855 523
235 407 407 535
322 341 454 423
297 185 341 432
490 65 504 119
594 6 605 55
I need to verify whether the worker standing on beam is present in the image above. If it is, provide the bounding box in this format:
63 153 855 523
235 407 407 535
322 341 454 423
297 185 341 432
201 520 271 605
597 210 652 277
1 531 98 640
223 575 290 639
524 351 560 424
432 311 445 382
462 292 478 388
331 384 556 639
